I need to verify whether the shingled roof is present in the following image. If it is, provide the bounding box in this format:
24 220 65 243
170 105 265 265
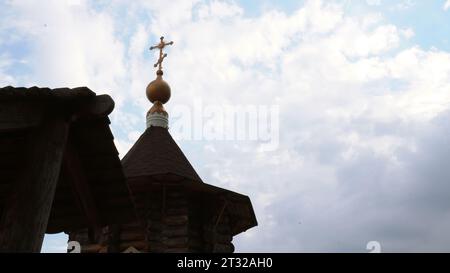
0 86 95 101
121 126 257 235
122 126 203 182
0 86 136 234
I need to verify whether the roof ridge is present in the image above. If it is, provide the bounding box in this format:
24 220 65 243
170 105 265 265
121 126 203 183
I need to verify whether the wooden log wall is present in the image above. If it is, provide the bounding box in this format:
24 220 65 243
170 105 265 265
201 199 234 253
68 185 235 253
117 222 147 252
146 186 189 252
68 221 147 253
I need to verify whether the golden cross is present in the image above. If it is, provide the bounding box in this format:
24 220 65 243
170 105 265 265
150 36 174 71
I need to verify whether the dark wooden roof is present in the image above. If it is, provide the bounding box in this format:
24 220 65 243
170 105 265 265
47 117 136 233
0 86 95 101
0 86 136 234
122 126 257 235
122 126 203 182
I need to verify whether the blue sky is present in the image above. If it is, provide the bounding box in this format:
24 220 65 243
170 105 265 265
1 0 450 252
378 1 450 51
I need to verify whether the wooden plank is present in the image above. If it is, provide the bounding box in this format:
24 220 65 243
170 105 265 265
80 243 102 253
0 101 43 131
164 215 188 226
106 224 120 253
71 94 115 120
163 236 189 248
46 215 85 234
0 116 69 252
119 231 145 242
161 226 188 237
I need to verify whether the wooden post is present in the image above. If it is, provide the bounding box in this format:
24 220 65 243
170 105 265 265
63 139 101 229
0 116 69 252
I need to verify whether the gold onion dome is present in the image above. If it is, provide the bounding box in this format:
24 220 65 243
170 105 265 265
146 70 171 104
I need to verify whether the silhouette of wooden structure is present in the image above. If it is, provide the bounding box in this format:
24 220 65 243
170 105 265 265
69 126 257 252
67 36 257 253
0 36 257 253
0 86 135 252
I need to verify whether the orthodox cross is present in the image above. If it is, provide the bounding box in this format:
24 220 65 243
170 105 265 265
150 36 174 71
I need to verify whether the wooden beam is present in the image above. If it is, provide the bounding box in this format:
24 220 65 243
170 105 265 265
0 101 44 132
214 199 228 230
106 224 121 253
0 116 69 252
71 94 115 121
63 138 102 229
0 94 114 132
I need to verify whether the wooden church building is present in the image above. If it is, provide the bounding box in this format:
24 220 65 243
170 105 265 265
0 36 257 253
68 37 257 253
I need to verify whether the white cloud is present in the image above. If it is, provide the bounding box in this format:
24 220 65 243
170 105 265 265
6 2 125 87
444 0 450 11
197 0 243 19
2 0 450 252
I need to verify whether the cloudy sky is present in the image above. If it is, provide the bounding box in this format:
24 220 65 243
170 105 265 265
2 0 450 253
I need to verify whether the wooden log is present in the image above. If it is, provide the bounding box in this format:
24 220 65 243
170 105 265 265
164 236 188 248
188 238 204 249
117 227 145 236
166 207 189 216
147 220 164 231
98 246 109 253
68 231 90 244
0 116 69 252
121 221 144 229
162 226 188 237
163 215 188 226
119 231 145 242
147 241 166 252
106 224 120 253
72 94 115 120
164 199 188 208
213 243 234 253
147 232 163 241
165 248 190 253
81 243 103 253
0 101 43 132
